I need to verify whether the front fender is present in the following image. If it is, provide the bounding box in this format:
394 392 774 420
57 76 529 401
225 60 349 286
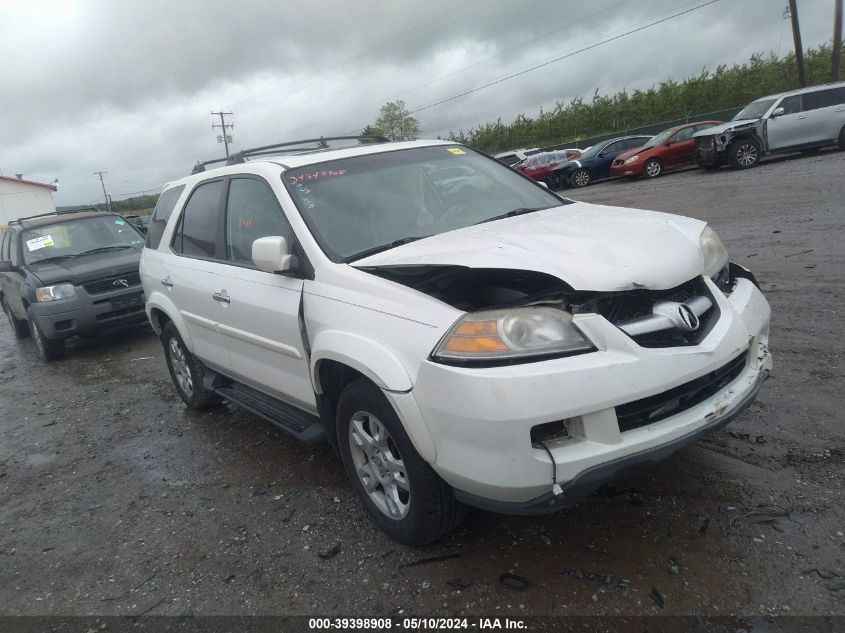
310 330 413 393
145 290 195 353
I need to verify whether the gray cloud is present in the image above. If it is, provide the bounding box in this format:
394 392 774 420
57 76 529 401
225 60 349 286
0 0 837 205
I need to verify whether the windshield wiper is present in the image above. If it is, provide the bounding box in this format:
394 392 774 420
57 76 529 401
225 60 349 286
475 206 549 225
29 255 75 264
343 235 431 263
75 245 134 257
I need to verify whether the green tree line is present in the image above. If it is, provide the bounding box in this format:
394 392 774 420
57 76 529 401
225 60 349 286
94 193 159 214
448 43 841 152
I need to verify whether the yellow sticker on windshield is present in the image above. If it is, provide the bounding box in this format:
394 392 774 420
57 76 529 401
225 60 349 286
447 148 466 155
26 235 55 251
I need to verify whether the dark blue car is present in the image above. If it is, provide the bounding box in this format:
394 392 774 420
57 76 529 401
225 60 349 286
550 135 652 188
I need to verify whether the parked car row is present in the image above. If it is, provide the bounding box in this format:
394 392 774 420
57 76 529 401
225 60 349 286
494 80 845 188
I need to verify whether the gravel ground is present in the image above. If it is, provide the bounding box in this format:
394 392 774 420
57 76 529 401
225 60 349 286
0 150 843 618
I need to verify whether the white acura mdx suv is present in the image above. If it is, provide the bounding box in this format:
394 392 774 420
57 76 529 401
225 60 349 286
141 137 772 545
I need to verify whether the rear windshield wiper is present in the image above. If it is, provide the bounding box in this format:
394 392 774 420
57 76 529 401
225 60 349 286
475 206 550 225
75 245 134 257
343 235 431 263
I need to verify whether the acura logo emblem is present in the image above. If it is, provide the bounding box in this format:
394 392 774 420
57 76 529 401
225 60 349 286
113 279 130 288
652 301 701 332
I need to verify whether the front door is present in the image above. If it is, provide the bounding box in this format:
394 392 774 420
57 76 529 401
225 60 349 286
663 126 697 168
766 95 806 150
213 176 315 413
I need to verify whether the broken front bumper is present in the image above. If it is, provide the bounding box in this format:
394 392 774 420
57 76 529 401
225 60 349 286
407 277 772 511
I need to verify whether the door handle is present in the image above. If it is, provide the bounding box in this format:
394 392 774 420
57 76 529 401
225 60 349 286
212 291 231 304
161 278 173 287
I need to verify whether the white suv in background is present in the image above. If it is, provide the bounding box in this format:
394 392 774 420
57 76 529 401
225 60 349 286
141 137 772 545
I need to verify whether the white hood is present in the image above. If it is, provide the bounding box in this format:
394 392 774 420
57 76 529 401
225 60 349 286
353 202 707 291
693 119 759 136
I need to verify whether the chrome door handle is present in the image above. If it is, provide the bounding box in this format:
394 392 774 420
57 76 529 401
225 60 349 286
212 291 230 304
161 278 173 287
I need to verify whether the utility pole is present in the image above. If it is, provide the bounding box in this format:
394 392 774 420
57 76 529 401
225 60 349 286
787 0 807 87
211 110 234 158
833 0 843 82
94 171 111 212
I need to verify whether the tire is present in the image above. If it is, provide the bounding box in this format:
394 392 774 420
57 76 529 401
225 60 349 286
642 158 663 178
570 168 591 188
336 378 465 545
2 297 30 339
28 316 65 361
838 126 845 150
161 321 221 409
728 138 761 169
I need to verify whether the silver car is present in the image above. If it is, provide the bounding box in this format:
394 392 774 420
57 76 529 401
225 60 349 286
693 81 845 169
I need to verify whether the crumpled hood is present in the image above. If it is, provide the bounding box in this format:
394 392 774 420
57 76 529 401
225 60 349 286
354 202 707 291
693 119 758 136
28 248 142 286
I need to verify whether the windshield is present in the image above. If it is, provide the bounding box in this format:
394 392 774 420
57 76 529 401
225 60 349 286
22 216 143 264
283 146 565 262
577 142 610 159
644 129 675 148
733 98 777 121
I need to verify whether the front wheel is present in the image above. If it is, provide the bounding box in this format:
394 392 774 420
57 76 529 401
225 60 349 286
337 378 465 545
642 158 663 178
570 168 591 188
161 321 221 409
728 138 761 169
28 317 65 361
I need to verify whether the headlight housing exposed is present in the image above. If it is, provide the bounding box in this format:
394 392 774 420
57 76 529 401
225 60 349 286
35 283 76 302
624 155 640 164
432 307 595 364
699 226 729 280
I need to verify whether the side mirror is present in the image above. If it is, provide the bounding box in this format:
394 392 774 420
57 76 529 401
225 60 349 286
770 107 785 118
252 236 293 273
0 260 14 273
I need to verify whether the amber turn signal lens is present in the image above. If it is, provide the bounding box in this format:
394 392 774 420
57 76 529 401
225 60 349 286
452 320 498 337
443 335 509 353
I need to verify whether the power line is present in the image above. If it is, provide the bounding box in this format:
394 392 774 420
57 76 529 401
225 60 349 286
408 0 720 115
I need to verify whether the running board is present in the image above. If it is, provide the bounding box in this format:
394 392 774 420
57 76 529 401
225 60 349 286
204 371 325 444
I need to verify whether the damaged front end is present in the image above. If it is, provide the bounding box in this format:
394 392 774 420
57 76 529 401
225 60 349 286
694 120 765 167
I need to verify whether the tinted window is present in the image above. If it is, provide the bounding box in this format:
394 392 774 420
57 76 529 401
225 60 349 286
225 178 292 265
803 87 845 110
778 95 802 115
674 127 695 141
146 185 185 250
21 216 143 265
172 180 225 259
0 232 10 261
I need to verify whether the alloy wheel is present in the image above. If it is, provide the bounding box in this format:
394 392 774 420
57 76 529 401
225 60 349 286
348 411 410 520
168 337 193 397
736 143 758 167
645 160 662 177
573 169 590 187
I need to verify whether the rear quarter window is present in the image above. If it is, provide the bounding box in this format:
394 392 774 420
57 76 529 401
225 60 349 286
146 185 185 250
803 87 845 110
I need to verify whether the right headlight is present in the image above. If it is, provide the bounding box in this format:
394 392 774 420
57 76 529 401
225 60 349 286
35 283 76 302
432 306 595 364
699 226 729 280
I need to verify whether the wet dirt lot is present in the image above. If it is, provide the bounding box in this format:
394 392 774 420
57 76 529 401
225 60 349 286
1 150 843 619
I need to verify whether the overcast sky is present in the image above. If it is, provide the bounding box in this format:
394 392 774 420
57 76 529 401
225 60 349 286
0 0 837 206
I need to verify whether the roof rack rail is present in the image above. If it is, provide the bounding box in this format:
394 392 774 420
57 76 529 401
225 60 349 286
9 207 101 225
191 135 391 174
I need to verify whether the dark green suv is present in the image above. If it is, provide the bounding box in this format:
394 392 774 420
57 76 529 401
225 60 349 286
0 210 146 361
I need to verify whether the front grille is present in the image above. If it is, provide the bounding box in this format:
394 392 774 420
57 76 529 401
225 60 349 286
615 351 748 433
94 291 144 320
82 272 141 295
587 277 719 348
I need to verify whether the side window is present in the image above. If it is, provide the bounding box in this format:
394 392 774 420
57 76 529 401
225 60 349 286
674 127 695 142
172 180 225 259
803 88 845 110
9 233 20 266
225 177 293 266
778 95 802 115
0 232 10 261
623 138 644 150
146 185 185 250
601 142 620 155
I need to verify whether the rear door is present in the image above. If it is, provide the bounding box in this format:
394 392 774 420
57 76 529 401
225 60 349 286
802 87 845 142
766 95 806 150
168 178 232 373
212 176 315 413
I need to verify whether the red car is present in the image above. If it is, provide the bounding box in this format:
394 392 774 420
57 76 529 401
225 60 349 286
610 121 723 179
516 149 581 186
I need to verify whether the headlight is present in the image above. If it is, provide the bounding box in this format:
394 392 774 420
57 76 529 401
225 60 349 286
624 155 640 164
699 226 729 280
433 307 595 363
35 283 76 302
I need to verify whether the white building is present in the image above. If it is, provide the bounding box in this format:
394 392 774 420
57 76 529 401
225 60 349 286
0 175 57 225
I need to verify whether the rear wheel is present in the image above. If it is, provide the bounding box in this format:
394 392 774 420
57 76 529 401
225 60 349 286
728 138 761 169
2 297 30 339
161 321 221 409
28 317 65 361
337 378 465 545
642 158 663 178
570 168 591 188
